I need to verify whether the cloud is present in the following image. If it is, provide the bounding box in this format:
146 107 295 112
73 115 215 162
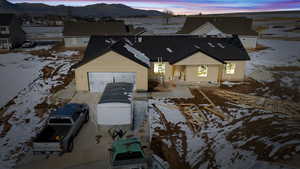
9 0 300 14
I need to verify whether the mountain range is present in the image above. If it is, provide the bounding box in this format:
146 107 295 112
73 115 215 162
0 0 164 17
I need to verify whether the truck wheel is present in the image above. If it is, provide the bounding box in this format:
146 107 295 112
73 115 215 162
67 139 74 152
84 113 89 123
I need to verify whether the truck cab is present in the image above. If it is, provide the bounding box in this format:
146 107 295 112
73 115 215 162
110 138 148 169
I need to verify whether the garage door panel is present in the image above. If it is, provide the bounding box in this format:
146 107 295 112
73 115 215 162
88 72 135 92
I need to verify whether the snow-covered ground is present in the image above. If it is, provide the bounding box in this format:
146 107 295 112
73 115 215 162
0 53 48 107
150 98 300 169
247 40 300 87
0 50 78 169
122 17 185 34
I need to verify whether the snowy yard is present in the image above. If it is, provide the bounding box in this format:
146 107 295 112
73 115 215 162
150 89 300 169
0 48 79 169
122 17 185 34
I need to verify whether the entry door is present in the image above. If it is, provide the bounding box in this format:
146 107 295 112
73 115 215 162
88 72 136 92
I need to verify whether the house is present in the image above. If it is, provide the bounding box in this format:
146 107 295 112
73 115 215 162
63 21 145 48
74 35 250 92
177 17 258 49
0 14 26 50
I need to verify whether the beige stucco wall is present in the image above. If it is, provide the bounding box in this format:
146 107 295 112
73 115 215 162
148 62 173 81
75 51 148 92
190 22 223 36
64 36 90 47
239 36 257 49
173 51 222 82
185 65 220 82
221 61 246 81
174 51 222 65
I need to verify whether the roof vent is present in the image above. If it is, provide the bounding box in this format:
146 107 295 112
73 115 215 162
208 42 215 47
138 37 142 43
166 48 173 53
217 43 225 48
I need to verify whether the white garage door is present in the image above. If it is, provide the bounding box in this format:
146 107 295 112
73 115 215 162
88 72 135 92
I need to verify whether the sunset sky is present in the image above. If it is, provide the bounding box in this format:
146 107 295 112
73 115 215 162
8 0 300 15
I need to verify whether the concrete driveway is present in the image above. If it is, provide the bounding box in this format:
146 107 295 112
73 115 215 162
16 90 150 169
16 92 113 169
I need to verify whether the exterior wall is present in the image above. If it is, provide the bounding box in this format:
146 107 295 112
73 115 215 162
190 22 223 35
75 51 148 92
174 51 222 65
221 61 246 81
64 36 90 47
148 62 173 81
185 65 220 82
174 51 222 82
239 35 257 49
9 19 26 48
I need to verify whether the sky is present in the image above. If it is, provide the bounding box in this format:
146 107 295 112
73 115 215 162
8 0 300 15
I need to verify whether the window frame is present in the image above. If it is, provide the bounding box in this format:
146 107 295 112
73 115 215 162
225 63 236 74
154 62 166 74
197 65 208 77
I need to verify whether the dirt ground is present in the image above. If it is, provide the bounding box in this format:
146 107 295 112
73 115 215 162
150 85 300 169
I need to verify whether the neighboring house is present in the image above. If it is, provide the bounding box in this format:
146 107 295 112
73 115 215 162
0 14 26 50
63 21 145 48
74 35 250 92
177 17 258 49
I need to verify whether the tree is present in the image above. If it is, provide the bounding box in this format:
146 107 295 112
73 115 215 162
163 9 174 25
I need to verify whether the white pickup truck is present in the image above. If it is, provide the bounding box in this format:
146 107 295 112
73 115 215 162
33 103 89 154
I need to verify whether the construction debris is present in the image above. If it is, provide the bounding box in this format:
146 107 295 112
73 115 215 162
195 88 229 120
178 103 207 132
213 89 300 116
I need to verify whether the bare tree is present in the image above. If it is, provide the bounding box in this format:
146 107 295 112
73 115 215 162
163 9 174 25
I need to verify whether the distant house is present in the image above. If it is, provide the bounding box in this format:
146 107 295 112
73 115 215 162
177 17 258 49
63 21 145 48
73 35 250 92
0 14 26 50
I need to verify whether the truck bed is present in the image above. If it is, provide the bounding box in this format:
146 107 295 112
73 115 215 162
34 125 71 143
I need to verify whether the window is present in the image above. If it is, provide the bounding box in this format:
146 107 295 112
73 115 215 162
154 62 165 74
197 65 208 77
225 63 236 74
0 26 6 31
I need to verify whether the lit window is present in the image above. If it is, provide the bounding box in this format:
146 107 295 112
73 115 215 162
154 62 165 74
197 65 208 77
225 63 236 74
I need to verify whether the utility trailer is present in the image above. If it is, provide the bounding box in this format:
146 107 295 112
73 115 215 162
96 82 134 130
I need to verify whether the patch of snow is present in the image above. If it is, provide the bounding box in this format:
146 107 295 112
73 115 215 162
53 51 79 57
152 154 170 169
123 44 150 66
222 81 243 87
248 68 275 83
23 45 53 51
280 76 294 88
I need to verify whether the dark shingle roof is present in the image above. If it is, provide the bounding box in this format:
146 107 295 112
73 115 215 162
99 82 133 104
0 14 15 25
63 21 143 36
177 17 258 36
74 35 250 69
